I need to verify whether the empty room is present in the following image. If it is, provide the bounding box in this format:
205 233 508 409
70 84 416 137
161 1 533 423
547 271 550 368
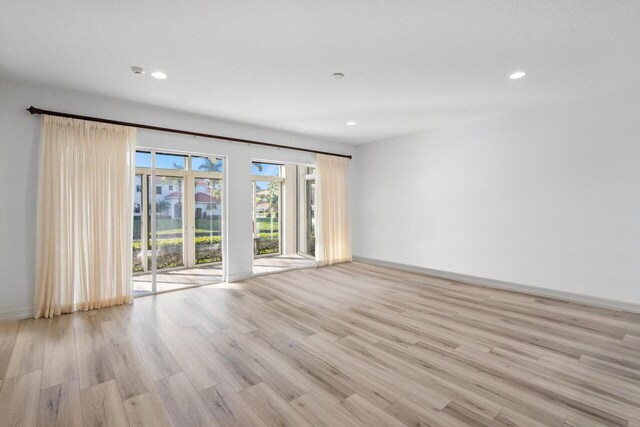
1 1 639 426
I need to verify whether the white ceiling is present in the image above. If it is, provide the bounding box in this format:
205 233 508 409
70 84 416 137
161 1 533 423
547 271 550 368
1 1 639 144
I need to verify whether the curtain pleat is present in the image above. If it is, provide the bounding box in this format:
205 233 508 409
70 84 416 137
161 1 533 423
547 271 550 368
34 115 136 318
315 154 352 267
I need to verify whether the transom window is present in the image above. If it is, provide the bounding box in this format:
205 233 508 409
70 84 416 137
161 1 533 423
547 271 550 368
252 162 281 177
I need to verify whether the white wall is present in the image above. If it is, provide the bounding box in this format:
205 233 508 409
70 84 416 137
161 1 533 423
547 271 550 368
0 78 355 315
354 87 640 305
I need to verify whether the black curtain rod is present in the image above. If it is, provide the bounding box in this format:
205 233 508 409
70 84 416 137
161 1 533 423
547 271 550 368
26 106 352 159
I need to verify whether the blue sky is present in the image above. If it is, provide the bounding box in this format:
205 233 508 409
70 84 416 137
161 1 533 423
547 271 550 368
251 163 281 176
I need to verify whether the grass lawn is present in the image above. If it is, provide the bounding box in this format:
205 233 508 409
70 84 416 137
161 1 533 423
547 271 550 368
156 228 220 235
256 217 279 233
134 218 222 238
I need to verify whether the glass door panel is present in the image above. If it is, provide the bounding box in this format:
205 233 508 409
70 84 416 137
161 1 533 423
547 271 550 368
132 174 143 273
194 178 222 265
149 175 184 271
254 180 280 256
305 179 316 257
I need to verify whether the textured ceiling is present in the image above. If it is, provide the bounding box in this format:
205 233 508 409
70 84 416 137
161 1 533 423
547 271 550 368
1 1 639 144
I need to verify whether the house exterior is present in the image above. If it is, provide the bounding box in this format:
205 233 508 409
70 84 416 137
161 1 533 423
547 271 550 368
134 179 221 220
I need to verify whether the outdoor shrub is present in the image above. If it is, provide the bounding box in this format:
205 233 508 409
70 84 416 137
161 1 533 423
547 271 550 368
132 235 224 270
256 237 279 255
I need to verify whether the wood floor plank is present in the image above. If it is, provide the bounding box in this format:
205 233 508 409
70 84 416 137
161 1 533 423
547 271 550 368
130 321 182 382
41 314 77 389
155 372 219 426
245 330 356 404
291 392 360 427
623 334 640 350
438 401 499 426
0 369 42 427
0 320 20 379
384 397 456 427
107 340 155 400
579 354 640 383
74 312 115 389
156 322 226 391
337 393 405 427
5 318 50 379
199 380 267 427
303 332 451 413
494 407 551 427
184 325 263 391
101 318 132 348
221 328 310 401
37 380 83 427
80 379 129 427
123 390 175 427
239 382 314 427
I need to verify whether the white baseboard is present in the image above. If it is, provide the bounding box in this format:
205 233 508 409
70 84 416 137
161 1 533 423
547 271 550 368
0 306 34 322
352 256 640 314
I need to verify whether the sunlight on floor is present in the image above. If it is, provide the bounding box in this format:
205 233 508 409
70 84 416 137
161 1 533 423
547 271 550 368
252 254 315 275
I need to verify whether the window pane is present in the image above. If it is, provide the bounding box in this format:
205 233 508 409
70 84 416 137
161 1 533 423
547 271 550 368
132 175 143 273
254 180 280 255
192 156 223 172
252 162 281 176
149 175 184 271
156 153 186 170
194 178 222 264
135 151 152 168
306 179 316 257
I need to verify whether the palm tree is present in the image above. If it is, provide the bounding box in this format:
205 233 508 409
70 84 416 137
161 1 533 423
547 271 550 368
198 158 222 172
156 199 171 214
266 181 279 219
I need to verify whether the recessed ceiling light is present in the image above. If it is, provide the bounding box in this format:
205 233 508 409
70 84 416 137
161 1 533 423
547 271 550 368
332 73 345 80
131 66 145 75
509 71 526 80
151 71 167 80
346 121 357 126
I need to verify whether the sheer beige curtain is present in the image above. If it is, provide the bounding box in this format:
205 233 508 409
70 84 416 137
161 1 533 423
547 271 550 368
34 115 136 318
315 154 352 267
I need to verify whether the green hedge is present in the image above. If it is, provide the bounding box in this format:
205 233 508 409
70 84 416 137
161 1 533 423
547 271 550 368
255 238 279 255
132 235 224 271
133 233 282 271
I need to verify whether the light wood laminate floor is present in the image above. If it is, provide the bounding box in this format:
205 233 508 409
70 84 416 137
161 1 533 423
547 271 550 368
133 264 223 295
253 254 315 275
1 262 640 426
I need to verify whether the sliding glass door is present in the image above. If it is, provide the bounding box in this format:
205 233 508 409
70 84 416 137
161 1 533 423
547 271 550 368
132 151 224 295
298 166 316 257
252 162 282 257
